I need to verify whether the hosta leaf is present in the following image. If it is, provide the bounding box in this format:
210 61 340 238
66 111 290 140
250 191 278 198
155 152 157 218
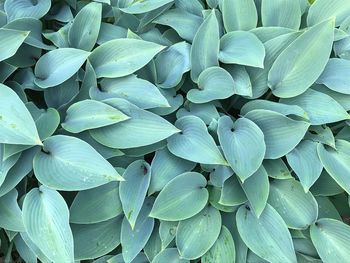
0 29 29 62
159 220 177 250
70 182 122 224
310 218 350 263
268 19 335 98
218 116 265 181
62 100 130 133
201 226 235 263
219 175 247 206
268 179 318 229
89 39 165 78
167 116 227 165
121 198 154 263
263 158 293 179
13 235 37 263
4 0 51 21
34 48 90 88
245 109 310 159
22 186 74 263
143 223 162 262
315 196 342 220
222 0 257 31
90 98 179 148
307 0 350 26
176 206 222 260
236 204 297 263
72 216 122 260
150 172 208 221
310 170 344 197
317 139 350 194
152 248 189 263
190 10 220 82
261 0 301 29
120 0 174 14
0 146 20 186
286 140 323 191
0 84 41 146
316 58 350 94
280 89 350 125
68 2 102 51
120 160 151 229
0 189 25 232
219 31 265 68
149 148 195 194
33 135 123 191
250 27 296 43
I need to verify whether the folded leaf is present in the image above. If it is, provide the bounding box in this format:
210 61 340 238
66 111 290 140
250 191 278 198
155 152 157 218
219 175 247 206
0 28 29 62
222 0 257 31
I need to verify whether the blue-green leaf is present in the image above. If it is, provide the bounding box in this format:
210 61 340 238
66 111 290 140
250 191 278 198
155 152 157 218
219 175 247 206
0 29 29 62
222 0 257 31
120 0 174 14
0 189 25 232
4 0 51 21
307 0 350 26
152 248 189 263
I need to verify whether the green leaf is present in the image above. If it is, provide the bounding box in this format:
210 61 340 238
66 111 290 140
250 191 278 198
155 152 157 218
62 100 130 133
307 0 350 26
219 175 247 206
89 39 165 78
201 226 235 263
268 19 335 98
190 10 220 82
176 206 222 260
218 116 265 181
13 235 37 263
152 248 189 263
69 182 122 224
4 0 51 21
261 0 301 29
68 2 102 51
0 84 41 146
33 135 123 191
310 218 350 263
0 147 20 186
22 186 74 262
268 179 318 229
120 0 174 14
72 216 122 260
222 0 257 31
119 160 151 229
236 204 297 263
263 158 293 179
0 29 29 62
34 48 90 88
0 189 25 232
167 116 227 165
90 98 179 148
219 31 265 68
317 139 350 194
244 109 310 159
159 221 177 250
150 172 208 221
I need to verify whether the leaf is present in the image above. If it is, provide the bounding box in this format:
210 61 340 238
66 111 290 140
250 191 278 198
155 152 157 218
219 31 265 68
68 2 102 51
218 116 265 181
190 10 220 82
90 98 179 149
120 0 174 14
149 148 195 194
176 206 222 260
316 58 350 94
121 198 154 263
150 172 208 221
89 39 165 78
317 139 350 194
268 179 318 229
13 235 37 263
159 221 177 250
187 67 235 103
0 29 29 62
261 0 301 29
310 218 350 263
62 99 130 133
72 216 122 260
4 0 51 21
310 170 344 197
0 189 25 232
286 140 323 191
0 84 41 146
34 48 90 88
0 147 20 186
69 182 122 224
167 116 227 165
268 19 335 98
236 204 297 263
219 175 247 206
263 158 293 179
152 248 189 263
201 226 235 263
119 160 151 229
222 0 257 31
33 135 123 191
22 186 74 262
244 109 310 159
307 0 350 26
224 65 252 97
280 89 350 125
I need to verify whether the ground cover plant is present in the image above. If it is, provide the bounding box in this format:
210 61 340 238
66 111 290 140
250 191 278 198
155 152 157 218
1 0 350 262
